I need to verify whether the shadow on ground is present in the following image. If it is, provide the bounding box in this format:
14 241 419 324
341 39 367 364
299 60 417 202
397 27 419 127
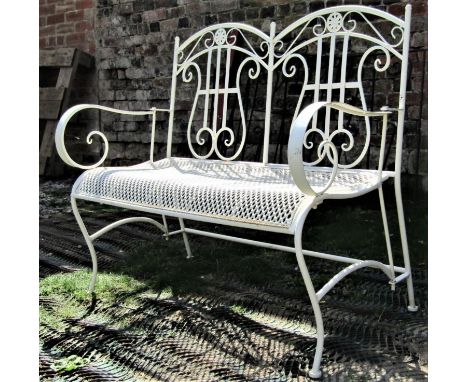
39 176 427 381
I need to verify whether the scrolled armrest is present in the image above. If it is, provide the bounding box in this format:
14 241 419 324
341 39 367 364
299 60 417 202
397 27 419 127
55 104 168 170
287 102 391 197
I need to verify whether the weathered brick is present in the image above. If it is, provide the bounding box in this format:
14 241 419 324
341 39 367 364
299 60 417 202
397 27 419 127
66 32 86 44
66 10 85 22
325 0 342 6
100 57 132 69
99 89 115 100
143 9 167 23
292 1 307 14
75 21 94 32
167 6 185 19
118 3 133 15
178 17 189 28
388 3 405 16
125 68 155 79
55 3 75 13
212 0 238 13
149 22 160 32
154 0 178 7
246 8 259 19
361 0 382 5
40 25 55 36
276 4 290 17
260 6 275 18
127 1 146 12
47 13 64 25
186 2 211 14
160 18 179 32
232 10 246 21
218 12 232 23
76 0 94 10
56 23 75 34
204 14 218 25
411 32 427 48
40 4 55 16
309 1 326 12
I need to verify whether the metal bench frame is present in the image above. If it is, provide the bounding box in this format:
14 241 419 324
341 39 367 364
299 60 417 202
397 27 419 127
55 5 418 378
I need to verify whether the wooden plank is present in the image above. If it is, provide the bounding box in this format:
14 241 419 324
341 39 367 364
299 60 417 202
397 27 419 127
40 48 75 67
39 100 63 119
39 120 58 175
56 67 74 88
40 48 93 176
40 57 80 176
40 87 65 101
75 50 94 68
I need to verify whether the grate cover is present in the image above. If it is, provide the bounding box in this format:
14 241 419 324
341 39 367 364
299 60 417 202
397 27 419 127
39 180 427 381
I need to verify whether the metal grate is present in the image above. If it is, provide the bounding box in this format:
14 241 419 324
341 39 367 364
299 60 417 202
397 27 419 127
40 181 427 381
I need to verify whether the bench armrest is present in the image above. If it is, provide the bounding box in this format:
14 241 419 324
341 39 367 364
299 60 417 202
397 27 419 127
287 101 390 197
55 104 170 170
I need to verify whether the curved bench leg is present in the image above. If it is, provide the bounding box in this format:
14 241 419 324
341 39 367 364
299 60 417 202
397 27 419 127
294 214 324 379
394 179 418 312
378 186 396 289
71 197 98 293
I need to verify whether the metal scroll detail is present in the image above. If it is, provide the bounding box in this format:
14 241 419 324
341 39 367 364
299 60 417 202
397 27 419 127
273 8 405 169
176 26 269 161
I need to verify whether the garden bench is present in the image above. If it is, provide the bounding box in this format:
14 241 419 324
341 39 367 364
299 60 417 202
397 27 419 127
55 5 418 378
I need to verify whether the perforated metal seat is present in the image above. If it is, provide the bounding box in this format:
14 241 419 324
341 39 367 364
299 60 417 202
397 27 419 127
74 157 391 230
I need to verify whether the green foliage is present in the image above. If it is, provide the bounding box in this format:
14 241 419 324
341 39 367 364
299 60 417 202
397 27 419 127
51 355 89 372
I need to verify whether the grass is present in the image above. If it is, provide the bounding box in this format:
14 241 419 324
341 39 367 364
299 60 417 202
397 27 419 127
39 270 146 331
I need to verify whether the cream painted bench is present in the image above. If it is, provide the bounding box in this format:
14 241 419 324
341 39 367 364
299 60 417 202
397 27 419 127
55 5 417 378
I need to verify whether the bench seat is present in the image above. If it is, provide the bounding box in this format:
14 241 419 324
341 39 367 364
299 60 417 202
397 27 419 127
73 157 391 231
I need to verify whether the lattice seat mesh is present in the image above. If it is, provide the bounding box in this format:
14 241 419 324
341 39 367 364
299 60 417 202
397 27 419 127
74 158 388 228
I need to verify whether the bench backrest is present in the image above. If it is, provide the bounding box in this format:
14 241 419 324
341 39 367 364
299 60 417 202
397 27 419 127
166 5 411 173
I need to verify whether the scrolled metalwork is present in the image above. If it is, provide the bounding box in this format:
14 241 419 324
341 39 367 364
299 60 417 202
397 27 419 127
288 102 391 196
55 104 155 170
177 23 269 161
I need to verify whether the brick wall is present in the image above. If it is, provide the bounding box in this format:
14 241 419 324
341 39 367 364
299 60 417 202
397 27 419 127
40 0 427 178
40 0 97 53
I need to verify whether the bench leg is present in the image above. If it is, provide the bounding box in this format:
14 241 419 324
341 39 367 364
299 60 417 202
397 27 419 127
178 218 193 259
378 186 396 289
162 215 169 240
394 179 418 312
294 213 324 379
71 197 98 293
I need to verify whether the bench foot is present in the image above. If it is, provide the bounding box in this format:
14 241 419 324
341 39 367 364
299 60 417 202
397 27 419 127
408 305 419 312
308 369 322 379
294 207 324 380
71 197 98 293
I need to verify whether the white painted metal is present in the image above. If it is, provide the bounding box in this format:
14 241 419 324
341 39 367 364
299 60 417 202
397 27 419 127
71 196 98 292
54 5 419 377
89 217 167 242
316 260 395 302
182 227 406 275
293 204 324 378
178 218 192 259
262 22 276 164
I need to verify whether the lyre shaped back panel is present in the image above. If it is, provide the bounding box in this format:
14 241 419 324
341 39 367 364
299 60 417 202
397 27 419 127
273 6 409 169
172 24 270 161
